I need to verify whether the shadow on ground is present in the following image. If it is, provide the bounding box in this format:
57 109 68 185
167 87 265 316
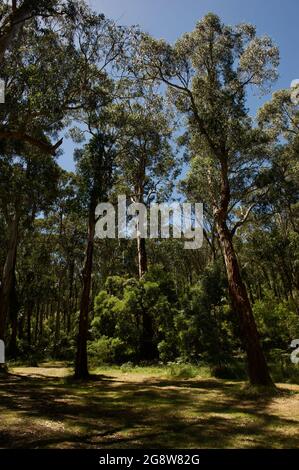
0 367 298 449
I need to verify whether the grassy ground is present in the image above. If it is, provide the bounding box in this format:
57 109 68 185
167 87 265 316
0 362 298 449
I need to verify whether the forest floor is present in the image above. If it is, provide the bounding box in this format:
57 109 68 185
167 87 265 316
0 362 298 449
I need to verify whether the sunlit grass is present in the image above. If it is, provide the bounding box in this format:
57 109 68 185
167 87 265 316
0 362 298 449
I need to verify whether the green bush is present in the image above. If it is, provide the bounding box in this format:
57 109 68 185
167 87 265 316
88 336 130 365
253 293 299 350
167 363 198 379
91 271 180 363
120 361 135 373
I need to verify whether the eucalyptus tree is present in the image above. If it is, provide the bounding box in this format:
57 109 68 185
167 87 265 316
115 87 177 279
0 3 111 151
74 130 117 379
0 1 129 154
0 10 81 344
0 0 82 153
64 20 140 377
0 1 70 60
101 86 177 361
0 2 130 351
136 13 280 387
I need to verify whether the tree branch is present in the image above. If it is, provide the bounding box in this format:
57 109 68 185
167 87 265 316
230 203 256 237
0 130 63 155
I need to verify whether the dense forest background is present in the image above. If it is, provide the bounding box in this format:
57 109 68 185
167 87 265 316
0 0 298 388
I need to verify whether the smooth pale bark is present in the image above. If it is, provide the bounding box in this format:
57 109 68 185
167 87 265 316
74 205 96 379
0 214 19 341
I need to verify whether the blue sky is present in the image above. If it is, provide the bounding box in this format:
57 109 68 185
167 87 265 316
59 0 299 170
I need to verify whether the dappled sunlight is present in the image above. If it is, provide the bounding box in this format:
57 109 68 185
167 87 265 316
0 365 298 449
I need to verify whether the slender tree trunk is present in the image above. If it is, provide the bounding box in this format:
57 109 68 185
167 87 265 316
75 205 96 379
40 304 44 337
216 221 274 387
139 305 156 361
137 235 147 279
18 311 24 340
8 273 18 357
35 302 40 344
135 188 148 279
27 310 31 347
54 280 62 348
67 260 75 333
27 301 34 347
136 206 156 360
0 214 19 341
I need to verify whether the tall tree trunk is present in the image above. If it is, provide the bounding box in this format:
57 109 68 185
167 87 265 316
139 304 156 361
75 205 95 379
54 279 62 349
8 273 18 358
0 214 19 341
27 302 33 347
216 220 274 387
136 208 155 360
39 304 44 338
137 235 147 279
67 260 75 334
35 302 40 344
